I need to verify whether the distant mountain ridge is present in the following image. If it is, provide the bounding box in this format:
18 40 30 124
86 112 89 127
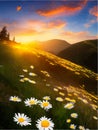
58 39 97 73
39 39 70 54
27 39 70 55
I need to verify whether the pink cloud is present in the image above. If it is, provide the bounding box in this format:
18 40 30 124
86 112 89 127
89 6 98 17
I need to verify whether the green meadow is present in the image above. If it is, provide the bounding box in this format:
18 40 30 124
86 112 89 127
0 41 97 129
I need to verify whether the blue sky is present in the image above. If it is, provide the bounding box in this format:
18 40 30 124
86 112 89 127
0 0 97 43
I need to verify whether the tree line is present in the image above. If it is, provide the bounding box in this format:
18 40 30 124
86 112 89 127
0 26 15 42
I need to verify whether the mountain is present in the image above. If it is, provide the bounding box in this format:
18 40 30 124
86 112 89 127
0 41 97 129
39 39 70 54
58 39 97 73
27 39 70 55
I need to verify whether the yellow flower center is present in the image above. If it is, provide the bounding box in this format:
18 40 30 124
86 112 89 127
42 102 49 107
13 97 18 101
41 120 50 127
18 117 25 123
29 100 35 105
67 104 73 108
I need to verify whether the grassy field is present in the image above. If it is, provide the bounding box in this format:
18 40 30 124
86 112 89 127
0 41 97 129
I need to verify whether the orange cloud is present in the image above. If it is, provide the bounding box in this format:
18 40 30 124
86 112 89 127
16 6 22 11
37 0 87 17
61 31 98 43
48 20 66 29
27 19 66 31
89 6 98 17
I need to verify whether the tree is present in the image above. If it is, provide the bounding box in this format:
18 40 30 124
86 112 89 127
0 26 10 41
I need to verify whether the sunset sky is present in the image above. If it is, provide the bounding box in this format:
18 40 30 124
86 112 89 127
0 0 97 44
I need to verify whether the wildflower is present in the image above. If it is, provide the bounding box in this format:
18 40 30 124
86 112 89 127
30 65 34 69
9 96 21 102
93 116 98 120
36 116 54 130
19 75 24 78
43 96 51 101
70 124 76 129
23 69 28 72
57 86 62 90
23 77 29 81
79 125 85 130
59 92 65 96
64 103 74 109
39 100 52 111
13 113 31 126
28 79 36 84
71 113 78 118
24 97 39 107
53 88 58 92
29 72 37 76
20 79 25 82
56 97 64 102
66 119 71 123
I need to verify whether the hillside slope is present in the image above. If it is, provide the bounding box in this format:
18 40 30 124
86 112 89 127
58 39 97 73
0 41 97 129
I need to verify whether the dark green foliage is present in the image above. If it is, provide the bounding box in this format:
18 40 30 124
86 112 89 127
0 26 10 41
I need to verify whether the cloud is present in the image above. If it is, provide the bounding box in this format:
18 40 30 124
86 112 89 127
89 6 98 17
26 19 66 31
84 5 98 28
84 19 97 28
61 31 98 43
36 0 87 17
16 6 22 11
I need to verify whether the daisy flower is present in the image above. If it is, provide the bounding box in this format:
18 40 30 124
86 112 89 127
39 100 52 111
29 72 37 76
43 96 51 101
13 113 31 126
57 86 62 90
56 97 64 102
53 88 58 92
71 113 78 118
23 69 28 72
9 96 21 102
70 124 76 129
93 116 98 120
28 79 36 84
59 92 65 96
64 102 74 109
79 125 85 130
66 119 71 123
36 116 54 130
24 97 39 107
19 75 24 78
20 79 25 82
23 77 29 81
30 65 34 69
